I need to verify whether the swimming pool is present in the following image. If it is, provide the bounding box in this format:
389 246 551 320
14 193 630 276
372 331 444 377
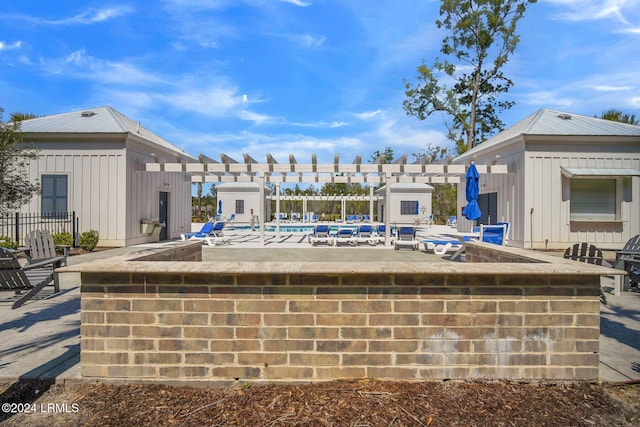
233 224 366 233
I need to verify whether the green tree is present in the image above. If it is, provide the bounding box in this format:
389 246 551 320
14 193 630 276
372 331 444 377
0 108 40 216
10 112 41 122
369 147 394 163
404 0 536 153
598 109 640 126
412 144 457 223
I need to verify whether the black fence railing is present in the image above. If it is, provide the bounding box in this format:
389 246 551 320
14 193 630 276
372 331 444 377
0 211 79 247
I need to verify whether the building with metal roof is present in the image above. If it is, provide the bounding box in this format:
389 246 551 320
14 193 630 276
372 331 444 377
453 109 640 249
18 106 196 246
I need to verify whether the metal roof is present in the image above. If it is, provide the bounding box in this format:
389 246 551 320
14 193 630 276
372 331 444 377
560 167 640 178
19 106 196 161
455 109 640 162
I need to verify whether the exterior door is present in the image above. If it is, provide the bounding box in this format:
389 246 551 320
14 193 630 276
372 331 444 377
478 192 497 225
159 191 168 241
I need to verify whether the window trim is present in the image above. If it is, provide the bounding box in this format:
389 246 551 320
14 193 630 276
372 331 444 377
400 200 419 216
40 174 69 217
569 176 622 222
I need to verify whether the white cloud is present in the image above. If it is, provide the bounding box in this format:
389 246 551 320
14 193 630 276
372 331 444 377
0 41 21 51
353 110 382 120
279 0 311 6
1 6 133 26
520 91 576 107
590 85 633 91
547 0 640 29
296 34 326 48
41 49 164 85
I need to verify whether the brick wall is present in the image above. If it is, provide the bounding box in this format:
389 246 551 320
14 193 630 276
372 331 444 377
78 244 604 384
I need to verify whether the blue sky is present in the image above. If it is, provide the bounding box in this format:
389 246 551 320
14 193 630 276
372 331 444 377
1 0 639 168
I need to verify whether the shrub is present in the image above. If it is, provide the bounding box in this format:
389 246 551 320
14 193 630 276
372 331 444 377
0 235 18 250
80 230 99 252
52 232 74 253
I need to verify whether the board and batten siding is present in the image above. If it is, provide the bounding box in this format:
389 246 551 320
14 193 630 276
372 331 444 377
526 147 640 250
26 148 127 246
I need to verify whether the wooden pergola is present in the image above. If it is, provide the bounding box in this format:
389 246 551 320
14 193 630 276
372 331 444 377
146 153 508 246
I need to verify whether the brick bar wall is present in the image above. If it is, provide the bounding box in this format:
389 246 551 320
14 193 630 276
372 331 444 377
80 269 601 384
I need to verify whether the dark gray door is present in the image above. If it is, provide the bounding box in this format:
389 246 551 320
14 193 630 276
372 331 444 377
159 191 168 241
478 192 497 225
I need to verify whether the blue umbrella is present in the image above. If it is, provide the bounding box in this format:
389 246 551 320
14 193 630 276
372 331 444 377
462 163 482 221
217 200 223 215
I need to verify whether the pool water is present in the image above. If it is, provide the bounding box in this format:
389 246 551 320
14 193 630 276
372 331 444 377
233 224 379 233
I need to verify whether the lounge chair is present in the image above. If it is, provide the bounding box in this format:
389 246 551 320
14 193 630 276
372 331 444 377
202 222 230 247
308 224 332 246
180 222 215 241
447 216 457 227
311 213 318 223
423 238 463 255
24 229 69 267
374 225 387 245
333 228 355 246
363 215 370 222
352 224 376 246
563 243 612 304
346 215 355 224
394 227 418 250
1 248 59 309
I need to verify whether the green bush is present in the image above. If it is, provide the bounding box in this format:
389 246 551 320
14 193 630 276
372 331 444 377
80 230 99 252
52 232 74 253
0 235 18 250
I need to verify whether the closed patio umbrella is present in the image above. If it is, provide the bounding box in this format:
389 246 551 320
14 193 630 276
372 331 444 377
462 163 482 221
217 200 223 216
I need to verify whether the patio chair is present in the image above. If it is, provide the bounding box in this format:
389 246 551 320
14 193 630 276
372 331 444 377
615 234 640 285
352 224 376 246
373 225 387 245
423 238 462 255
479 224 507 246
311 213 318 223
394 227 418 251
0 248 59 309
24 229 69 267
333 228 356 246
447 216 457 227
563 242 612 304
308 224 332 246
180 222 215 241
202 222 230 247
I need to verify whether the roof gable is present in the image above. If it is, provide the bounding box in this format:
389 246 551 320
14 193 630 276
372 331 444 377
455 109 640 162
19 106 196 161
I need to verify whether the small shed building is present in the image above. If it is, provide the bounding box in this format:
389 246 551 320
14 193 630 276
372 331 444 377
375 183 433 225
215 182 272 224
19 106 196 246
453 109 640 249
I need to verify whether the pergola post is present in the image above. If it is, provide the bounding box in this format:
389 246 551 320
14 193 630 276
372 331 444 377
384 174 391 247
369 185 374 223
258 173 265 245
275 183 281 238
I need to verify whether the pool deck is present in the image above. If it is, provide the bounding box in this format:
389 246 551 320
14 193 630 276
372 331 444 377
1 225 639 384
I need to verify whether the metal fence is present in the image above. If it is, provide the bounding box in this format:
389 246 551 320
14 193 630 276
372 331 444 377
0 211 78 247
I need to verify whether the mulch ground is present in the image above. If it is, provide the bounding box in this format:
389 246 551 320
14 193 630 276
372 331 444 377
1 379 639 426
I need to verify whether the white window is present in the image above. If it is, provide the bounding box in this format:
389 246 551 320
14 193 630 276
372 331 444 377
570 178 618 221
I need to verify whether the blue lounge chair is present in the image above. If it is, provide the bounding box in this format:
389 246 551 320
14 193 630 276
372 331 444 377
203 222 230 247
181 222 214 241
394 226 418 250
374 224 387 244
447 216 457 227
353 224 376 246
308 224 331 246
346 215 355 224
311 213 318 222
333 227 355 246
479 224 507 246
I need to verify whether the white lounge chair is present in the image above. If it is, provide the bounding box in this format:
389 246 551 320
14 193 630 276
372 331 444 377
394 227 419 250
353 224 376 246
308 224 332 246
